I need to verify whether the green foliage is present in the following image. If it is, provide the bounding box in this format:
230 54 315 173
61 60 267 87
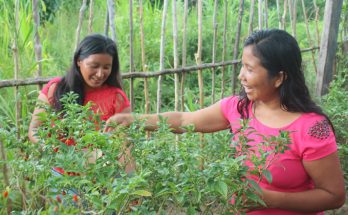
0 93 291 214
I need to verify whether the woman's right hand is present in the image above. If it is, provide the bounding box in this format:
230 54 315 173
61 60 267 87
104 113 133 132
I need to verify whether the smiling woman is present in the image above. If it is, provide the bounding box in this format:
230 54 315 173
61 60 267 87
77 53 113 91
104 29 346 215
28 34 133 172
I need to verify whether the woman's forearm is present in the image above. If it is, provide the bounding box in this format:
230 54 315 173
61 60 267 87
263 188 346 213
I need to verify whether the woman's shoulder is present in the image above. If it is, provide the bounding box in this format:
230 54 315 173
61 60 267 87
220 95 240 105
289 113 336 160
220 95 242 120
41 77 62 96
294 112 329 128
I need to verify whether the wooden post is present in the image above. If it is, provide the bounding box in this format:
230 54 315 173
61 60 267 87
316 0 343 96
107 0 117 43
196 0 204 109
129 0 134 111
232 0 244 95
32 0 42 90
248 0 255 35
104 7 109 36
211 0 218 104
138 0 150 114
180 0 188 111
156 0 169 113
88 0 94 33
75 0 87 50
281 0 287 30
172 0 179 111
258 0 262 30
220 0 227 99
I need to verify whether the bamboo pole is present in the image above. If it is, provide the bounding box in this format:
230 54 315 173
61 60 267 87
129 0 134 111
231 0 244 95
281 0 287 30
301 0 317 74
196 0 204 109
196 0 205 171
313 0 320 47
248 0 255 35
107 0 117 42
276 0 281 29
316 0 343 96
104 7 109 36
88 0 94 33
220 0 227 99
288 0 297 38
172 0 179 111
138 0 149 114
180 0 188 111
13 0 21 140
75 0 87 50
0 60 243 89
258 0 262 30
32 0 42 90
211 0 218 104
0 139 12 214
264 0 268 29
13 1 26 209
156 0 169 113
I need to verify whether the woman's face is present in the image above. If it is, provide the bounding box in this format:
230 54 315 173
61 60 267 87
238 45 282 102
77 53 113 90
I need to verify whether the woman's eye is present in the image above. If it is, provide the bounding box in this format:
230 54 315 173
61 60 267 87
90 65 99 69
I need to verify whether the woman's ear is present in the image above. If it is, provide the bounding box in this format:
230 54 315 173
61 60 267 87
275 71 287 88
77 59 81 67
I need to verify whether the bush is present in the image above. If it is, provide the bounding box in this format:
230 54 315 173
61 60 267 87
0 93 291 214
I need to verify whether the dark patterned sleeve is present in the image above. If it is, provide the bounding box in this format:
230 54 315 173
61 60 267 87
300 116 337 161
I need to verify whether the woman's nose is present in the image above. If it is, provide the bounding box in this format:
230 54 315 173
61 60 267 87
238 68 244 80
96 69 103 77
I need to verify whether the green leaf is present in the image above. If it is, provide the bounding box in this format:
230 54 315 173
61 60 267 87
262 169 272 184
214 181 228 198
131 189 152 197
246 179 262 194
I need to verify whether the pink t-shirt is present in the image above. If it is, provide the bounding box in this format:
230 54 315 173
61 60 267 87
41 77 130 121
41 77 130 175
220 96 337 215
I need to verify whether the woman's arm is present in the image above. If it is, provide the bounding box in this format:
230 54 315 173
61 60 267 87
261 152 346 212
28 93 50 143
105 101 230 133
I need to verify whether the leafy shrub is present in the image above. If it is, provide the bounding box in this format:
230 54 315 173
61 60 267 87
0 93 291 214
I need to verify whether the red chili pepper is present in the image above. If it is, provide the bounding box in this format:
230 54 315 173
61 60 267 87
53 147 59 153
73 194 78 202
56 195 62 203
62 191 66 196
65 138 76 146
3 191 8 198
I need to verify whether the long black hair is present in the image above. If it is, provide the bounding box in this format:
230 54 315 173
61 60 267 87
237 29 331 126
53 34 122 111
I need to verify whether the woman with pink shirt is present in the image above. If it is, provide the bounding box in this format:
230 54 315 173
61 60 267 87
104 29 345 214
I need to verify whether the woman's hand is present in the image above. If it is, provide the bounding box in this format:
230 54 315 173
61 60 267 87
104 113 134 132
232 188 269 213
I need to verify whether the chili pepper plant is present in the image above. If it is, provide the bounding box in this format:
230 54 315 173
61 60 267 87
0 92 291 214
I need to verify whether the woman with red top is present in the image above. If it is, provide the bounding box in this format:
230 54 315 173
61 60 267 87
104 29 346 214
28 34 132 173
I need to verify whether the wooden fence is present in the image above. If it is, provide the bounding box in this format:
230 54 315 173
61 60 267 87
0 0 344 137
